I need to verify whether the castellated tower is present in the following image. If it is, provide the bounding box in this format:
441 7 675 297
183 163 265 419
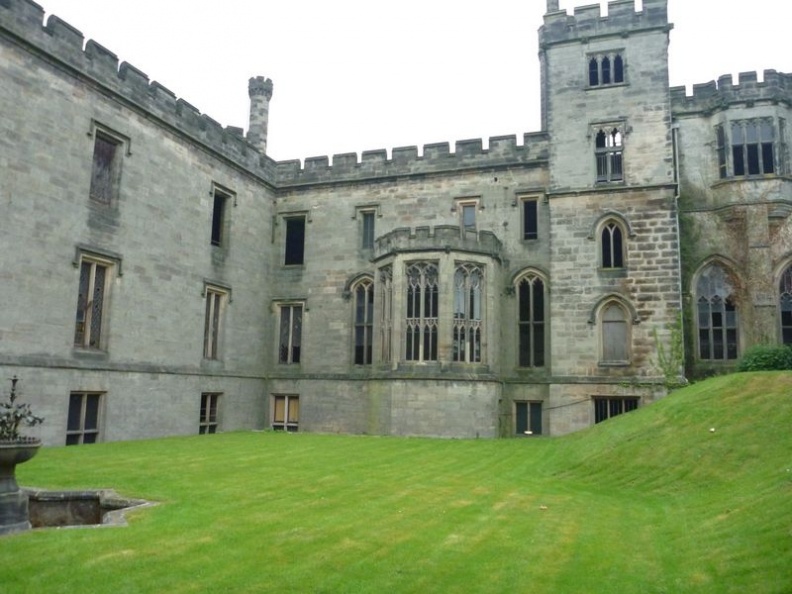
248 76 273 154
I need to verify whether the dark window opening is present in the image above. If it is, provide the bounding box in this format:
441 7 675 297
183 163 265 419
732 120 776 177
74 260 108 349
696 264 739 360
601 222 624 268
89 133 120 204
66 392 101 445
589 58 599 86
601 56 611 84
405 262 439 362
518 276 545 368
595 128 623 183
361 212 375 250
515 402 543 436
523 199 538 240
211 192 227 247
199 393 220 434
279 305 303 364
613 55 624 83
284 217 306 265
594 397 638 424
716 125 728 179
354 281 374 365
779 266 792 345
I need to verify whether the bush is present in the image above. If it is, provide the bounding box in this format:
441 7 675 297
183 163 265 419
738 344 792 372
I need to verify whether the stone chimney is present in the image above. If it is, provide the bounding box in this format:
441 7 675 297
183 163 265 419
248 76 273 155
546 0 560 11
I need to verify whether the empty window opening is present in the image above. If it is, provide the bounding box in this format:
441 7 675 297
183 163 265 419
588 53 624 87
354 280 374 365
452 264 483 363
272 395 299 432
594 397 638 424
211 191 228 247
518 275 545 368
279 304 303 364
515 402 543 436
523 199 538 240
199 393 220 434
66 392 102 445
203 288 225 360
595 128 623 182
74 259 109 349
284 216 306 265
405 262 439 362
732 120 775 176
696 264 738 360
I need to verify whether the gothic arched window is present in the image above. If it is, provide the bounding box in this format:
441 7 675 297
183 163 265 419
405 262 439 362
452 264 483 363
353 278 374 365
696 263 739 360
601 221 625 269
517 274 546 368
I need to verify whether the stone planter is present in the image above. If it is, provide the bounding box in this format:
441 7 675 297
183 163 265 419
0 439 41 535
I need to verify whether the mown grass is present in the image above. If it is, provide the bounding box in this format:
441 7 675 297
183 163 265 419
2 373 791 593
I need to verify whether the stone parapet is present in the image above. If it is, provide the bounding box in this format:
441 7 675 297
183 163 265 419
671 70 792 116
373 225 503 261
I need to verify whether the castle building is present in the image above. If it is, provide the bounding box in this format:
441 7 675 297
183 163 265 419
1 0 790 446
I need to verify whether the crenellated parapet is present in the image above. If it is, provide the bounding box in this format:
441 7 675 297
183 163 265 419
274 133 549 187
0 0 271 178
373 226 503 262
540 0 669 47
671 70 792 116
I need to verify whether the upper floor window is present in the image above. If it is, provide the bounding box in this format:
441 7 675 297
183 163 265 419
588 53 624 87
278 304 303 364
353 278 374 365
717 118 786 178
601 220 625 269
379 266 394 363
522 198 538 240
779 265 792 345
284 215 306 265
89 131 124 205
361 211 376 250
211 187 233 248
696 263 738 360
517 274 545 368
405 262 439 362
452 264 483 363
74 256 113 350
203 286 228 360
595 128 623 183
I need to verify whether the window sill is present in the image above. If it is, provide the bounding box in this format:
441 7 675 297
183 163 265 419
598 361 630 368
586 82 628 91
72 347 109 361
598 267 628 278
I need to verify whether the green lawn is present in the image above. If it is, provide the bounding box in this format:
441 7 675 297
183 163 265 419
2 373 791 593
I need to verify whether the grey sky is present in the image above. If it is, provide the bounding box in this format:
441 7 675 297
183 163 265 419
39 0 792 162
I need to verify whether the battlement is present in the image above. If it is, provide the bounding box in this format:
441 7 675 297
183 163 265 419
671 70 792 116
540 0 669 47
274 133 549 187
0 0 270 178
373 226 503 262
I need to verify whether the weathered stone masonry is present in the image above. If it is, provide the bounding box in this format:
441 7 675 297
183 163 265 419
1 0 790 446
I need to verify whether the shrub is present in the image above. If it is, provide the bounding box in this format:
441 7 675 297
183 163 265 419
738 344 792 372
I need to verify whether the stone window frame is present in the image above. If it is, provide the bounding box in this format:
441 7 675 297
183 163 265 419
73 247 120 352
513 268 548 369
210 183 236 249
588 294 640 367
777 261 792 345
592 123 626 184
278 211 310 266
514 401 543 436
66 391 104 445
404 261 440 363
199 392 222 434
452 262 485 364
378 265 394 364
276 301 305 365
272 394 300 432
345 274 375 366
352 204 381 251
202 282 231 361
87 120 131 207
693 259 740 362
589 211 635 272
587 50 626 88
592 396 638 424
520 195 540 241
451 196 482 235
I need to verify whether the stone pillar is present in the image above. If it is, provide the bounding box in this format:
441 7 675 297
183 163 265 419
247 76 273 155
546 0 560 12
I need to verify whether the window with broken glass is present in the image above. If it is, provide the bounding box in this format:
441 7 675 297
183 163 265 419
203 287 226 360
74 258 111 350
199 393 220 434
452 264 483 363
279 304 303 364
595 128 623 182
405 262 439 362
696 264 739 360
728 119 777 176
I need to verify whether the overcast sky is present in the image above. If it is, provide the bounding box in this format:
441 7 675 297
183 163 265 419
39 0 792 162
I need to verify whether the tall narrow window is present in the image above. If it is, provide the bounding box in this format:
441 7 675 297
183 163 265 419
361 211 375 250
405 262 439 362
522 199 538 240
379 266 393 363
613 55 624 83
199 393 220 434
595 128 623 182
272 395 299 431
601 56 611 85
601 221 625 269
716 124 728 179
74 259 110 349
284 216 306 265
203 288 226 360
601 302 629 363
780 266 792 345
697 264 738 360
210 190 229 247
461 203 477 232
279 304 303 364
354 279 374 365
518 275 545 368
66 392 102 445
89 132 121 204
453 264 483 363
589 58 599 86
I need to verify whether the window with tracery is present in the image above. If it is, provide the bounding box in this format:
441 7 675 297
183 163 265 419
405 262 439 362
353 279 374 365
452 264 483 363
780 266 792 345
697 264 738 360
601 220 625 268
595 128 623 182
588 53 624 87
379 266 393 363
517 275 545 368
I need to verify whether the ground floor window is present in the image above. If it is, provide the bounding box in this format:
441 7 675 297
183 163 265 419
515 401 542 436
200 393 221 434
66 392 102 445
593 397 638 424
273 395 299 432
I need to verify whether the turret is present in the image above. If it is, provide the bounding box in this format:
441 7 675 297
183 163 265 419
248 76 273 155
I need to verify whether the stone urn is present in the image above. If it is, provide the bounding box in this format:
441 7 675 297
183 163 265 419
0 438 41 535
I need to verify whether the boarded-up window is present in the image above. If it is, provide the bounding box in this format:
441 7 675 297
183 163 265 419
89 133 121 204
272 395 299 431
601 303 629 362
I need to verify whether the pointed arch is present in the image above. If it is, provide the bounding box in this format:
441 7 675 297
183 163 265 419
589 295 637 364
348 274 375 365
514 268 549 368
693 259 740 360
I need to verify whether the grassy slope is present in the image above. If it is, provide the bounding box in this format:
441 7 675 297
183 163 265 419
2 373 790 593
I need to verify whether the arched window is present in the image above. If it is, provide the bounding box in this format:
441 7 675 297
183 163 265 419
405 262 439 362
378 266 393 363
696 263 738 360
518 275 546 368
595 128 623 182
353 278 374 365
601 302 629 363
601 56 611 85
452 264 483 363
601 221 625 268
613 54 624 83
589 57 599 86
779 265 792 344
